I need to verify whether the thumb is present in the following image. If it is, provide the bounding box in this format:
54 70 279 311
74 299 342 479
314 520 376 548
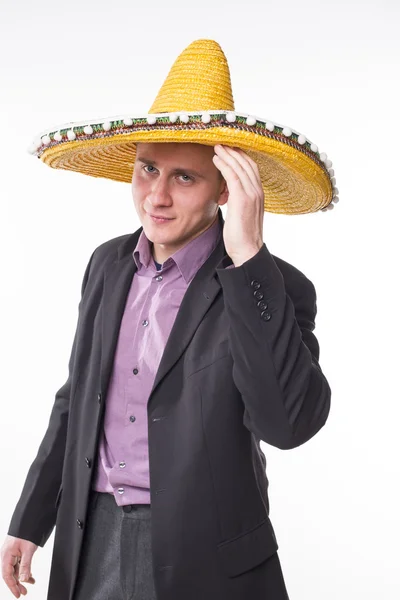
18 550 34 582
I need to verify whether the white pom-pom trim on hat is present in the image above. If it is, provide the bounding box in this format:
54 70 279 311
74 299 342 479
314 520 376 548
28 111 325 162
28 109 336 211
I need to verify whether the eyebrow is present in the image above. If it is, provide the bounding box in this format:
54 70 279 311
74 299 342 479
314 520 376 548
136 156 205 178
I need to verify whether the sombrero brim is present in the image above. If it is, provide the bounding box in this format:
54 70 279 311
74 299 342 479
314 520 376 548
28 110 338 215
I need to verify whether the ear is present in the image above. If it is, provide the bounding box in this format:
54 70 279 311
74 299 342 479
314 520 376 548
218 179 229 207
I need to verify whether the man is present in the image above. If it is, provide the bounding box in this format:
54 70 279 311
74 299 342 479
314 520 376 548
2 38 334 600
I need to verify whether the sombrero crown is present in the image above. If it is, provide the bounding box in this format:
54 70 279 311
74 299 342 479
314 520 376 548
28 39 338 214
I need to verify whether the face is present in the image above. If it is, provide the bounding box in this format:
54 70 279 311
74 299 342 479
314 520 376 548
131 142 228 264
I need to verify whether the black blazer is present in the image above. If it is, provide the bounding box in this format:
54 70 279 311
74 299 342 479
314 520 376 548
8 208 331 600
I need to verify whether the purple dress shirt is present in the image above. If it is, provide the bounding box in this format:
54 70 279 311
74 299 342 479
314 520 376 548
92 215 235 505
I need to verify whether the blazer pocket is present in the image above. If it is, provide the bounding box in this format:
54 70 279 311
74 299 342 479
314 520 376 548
55 485 63 509
216 516 279 578
187 339 231 376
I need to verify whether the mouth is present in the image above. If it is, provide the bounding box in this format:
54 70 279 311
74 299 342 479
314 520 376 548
147 213 174 224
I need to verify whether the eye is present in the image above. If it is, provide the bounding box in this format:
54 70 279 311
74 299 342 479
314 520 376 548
179 174 193 182
143 165 193 182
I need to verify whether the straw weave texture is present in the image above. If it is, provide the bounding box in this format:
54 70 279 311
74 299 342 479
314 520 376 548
34 39 334 214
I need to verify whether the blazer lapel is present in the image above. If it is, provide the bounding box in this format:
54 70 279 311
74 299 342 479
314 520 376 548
100 210 232 408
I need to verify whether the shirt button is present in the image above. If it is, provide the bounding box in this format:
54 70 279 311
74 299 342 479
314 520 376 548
129 415 136 423
155 275 162 281
132 368 139 375
119 461 126 468
97 393 102 403
118 487 124 494
142 319 149 327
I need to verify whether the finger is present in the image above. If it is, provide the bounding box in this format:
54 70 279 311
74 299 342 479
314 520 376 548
230 146 265 217
214 145 257 197
222 145 262 193
4 552 36 597
18 555 33 586
12 555 35 584
16 565 35 596
14 559 20 580
3 560 24 598
213 147 252 196
18 571 35 583
18 572 35 584
212 154 246 196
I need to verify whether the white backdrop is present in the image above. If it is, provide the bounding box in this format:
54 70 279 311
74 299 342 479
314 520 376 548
1 0 399 598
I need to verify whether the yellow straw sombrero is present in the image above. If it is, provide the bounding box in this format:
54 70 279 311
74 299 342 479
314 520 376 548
27 38 338 215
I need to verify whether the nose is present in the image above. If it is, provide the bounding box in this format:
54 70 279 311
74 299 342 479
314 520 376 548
147 174 173 207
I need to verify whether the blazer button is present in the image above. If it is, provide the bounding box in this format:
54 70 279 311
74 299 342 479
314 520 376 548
85 457 92 468
251 279 261 290
261 310 272 321
97 393 102 403
76 519 83 529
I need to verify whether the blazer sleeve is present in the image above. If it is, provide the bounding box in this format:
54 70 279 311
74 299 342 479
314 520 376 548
216 243 331 450
7 249 96 547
